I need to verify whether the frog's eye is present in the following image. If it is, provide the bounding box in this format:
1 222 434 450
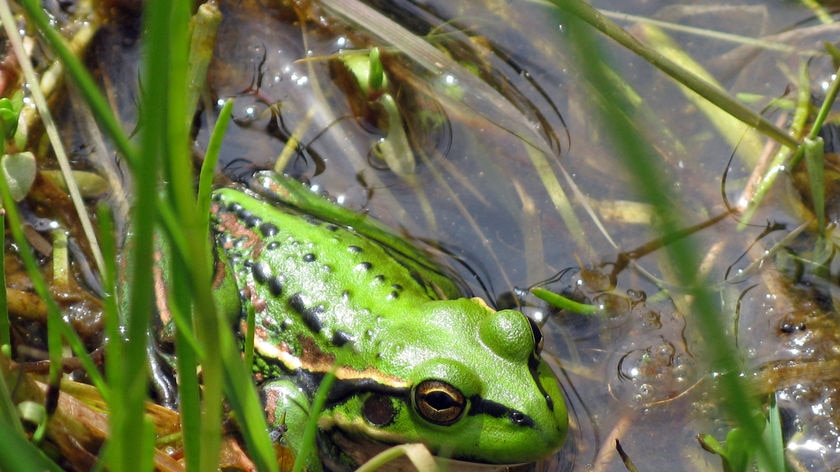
526 316 544 355
412 380 466 425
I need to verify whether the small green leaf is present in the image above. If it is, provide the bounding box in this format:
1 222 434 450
372 93 415 177
723 427 753 472
17 401 47 443
0 91 24 141
697 433 726 456
368 47 384 92
40 170 109 197
825 42 840 69
1 152 37 201
804 136 826 230
758 395 787 472
531 287 600 315
340 48 389 98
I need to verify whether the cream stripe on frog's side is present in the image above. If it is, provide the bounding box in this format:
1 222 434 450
209 172 567 470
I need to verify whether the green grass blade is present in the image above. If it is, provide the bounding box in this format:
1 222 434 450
17 0 138 167
220 333 279 472
0 214 8 350
804 136 826 230
100 0 171 469
186 3 223 122
637 24 764 166
531 287 599 315
0 174 107 393
547 0 798 150
758 395 787 472
0 415 63 472
551 3 778 471
293 371 337 472
197 99 233 221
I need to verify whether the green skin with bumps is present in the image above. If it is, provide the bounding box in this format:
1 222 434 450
209 172 568 470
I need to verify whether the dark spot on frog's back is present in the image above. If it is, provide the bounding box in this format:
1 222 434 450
244 214 262 228
289 292 324 332
252 261 272 284
217 232 234 248
259 222 279 237
332 330 354 347
301 214 320 226
268 275 284 297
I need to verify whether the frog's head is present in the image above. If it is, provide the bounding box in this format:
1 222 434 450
327 298 568 464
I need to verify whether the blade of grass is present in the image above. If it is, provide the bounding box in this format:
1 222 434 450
0 213 7 350
292 371 336 472
153 2 227 471
183 16 277 472
0 414 63 472
798 0 833 25
531 287 600 315
17 0 138 167
546 0 798 151
1 1 104 275
736 62 811 227
18 2 276 470
0 355 24 437
186 3 222 123
758 394 786 472
637 24 765 167
804 136 826 230
219 337 279 472
197 99 233 218
98 0 170 468
551 3 777 471
0 173 107 394
742 62 840 227
355 444 438 472
600 9 806 55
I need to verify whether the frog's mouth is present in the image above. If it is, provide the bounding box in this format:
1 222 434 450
467 396 536 427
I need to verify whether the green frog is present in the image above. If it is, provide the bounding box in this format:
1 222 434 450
208 171 568 470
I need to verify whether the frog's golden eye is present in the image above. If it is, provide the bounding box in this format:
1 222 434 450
412 380 466 425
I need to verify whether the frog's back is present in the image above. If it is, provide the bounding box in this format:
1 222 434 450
210 187 464 372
